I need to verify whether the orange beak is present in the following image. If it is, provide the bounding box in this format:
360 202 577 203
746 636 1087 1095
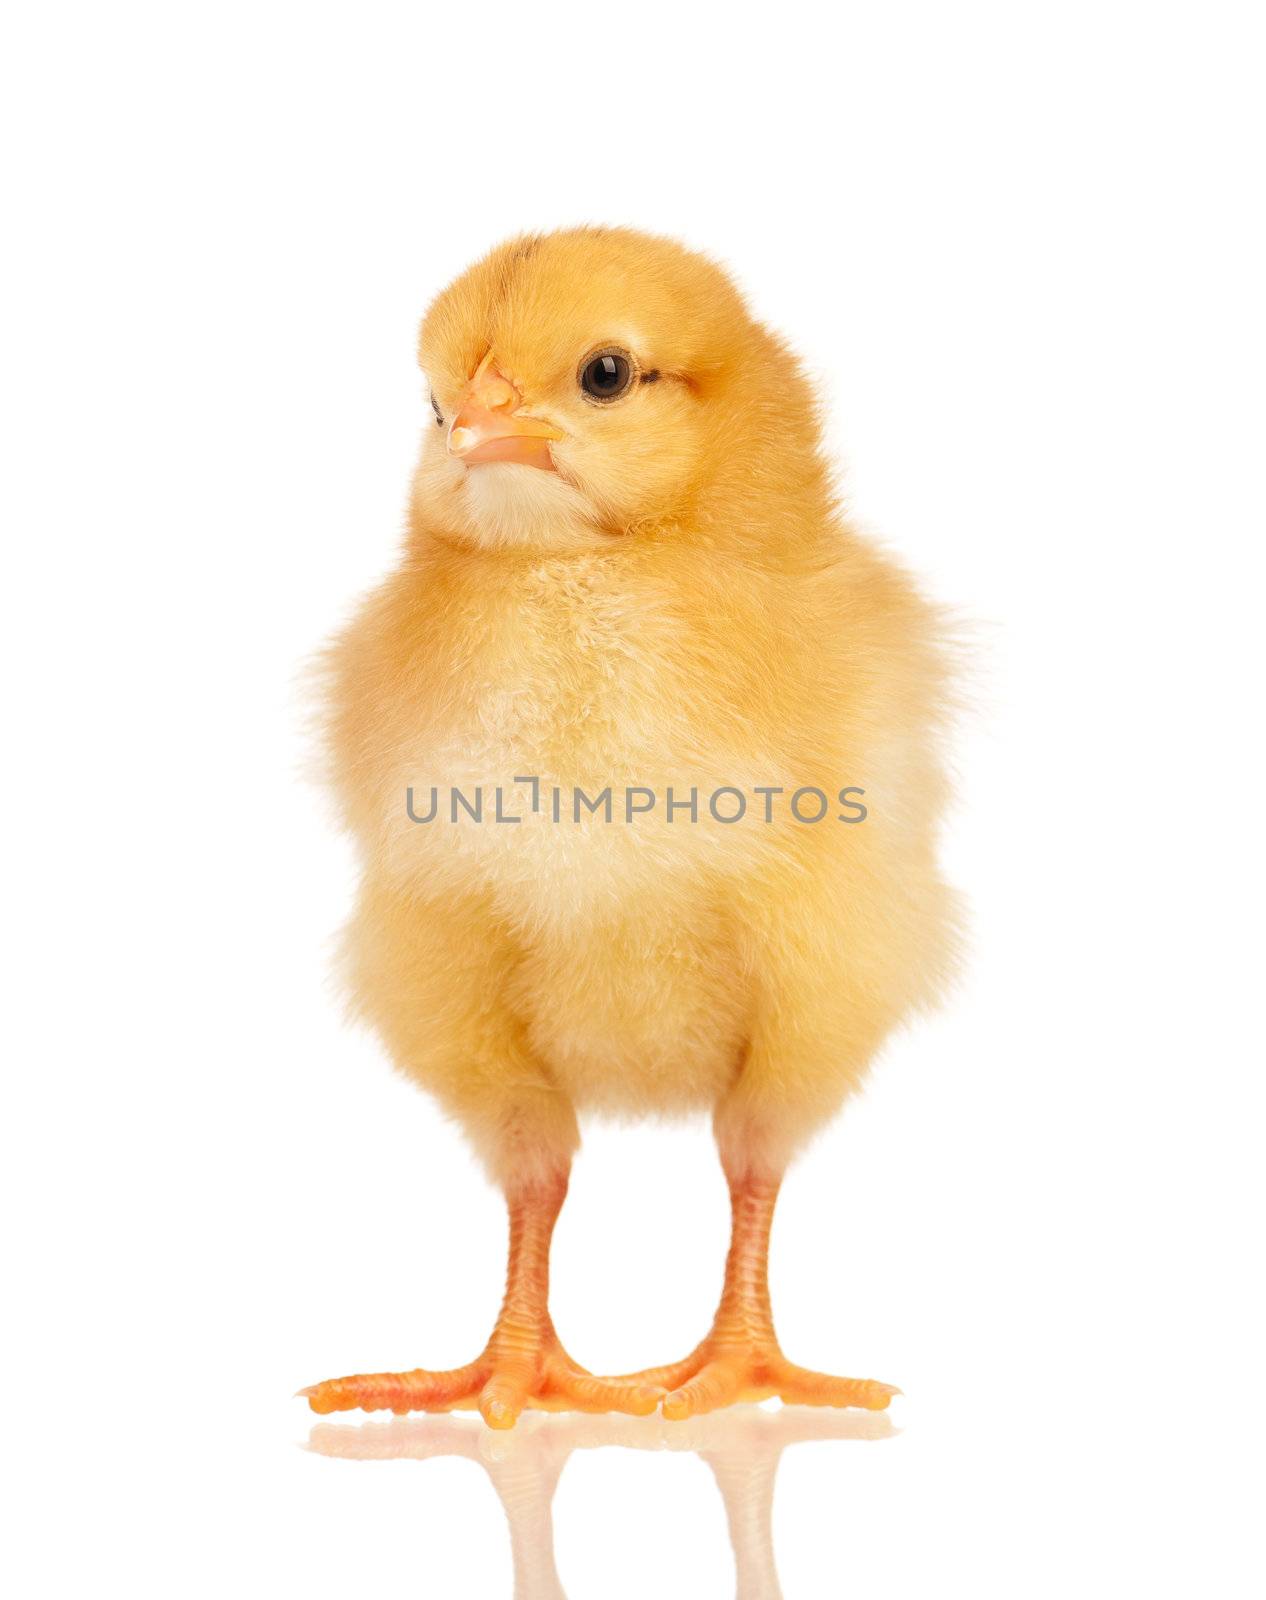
447 352 563 471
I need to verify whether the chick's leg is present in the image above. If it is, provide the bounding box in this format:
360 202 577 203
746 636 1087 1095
633 1164 898 1421
301 1173 663 1429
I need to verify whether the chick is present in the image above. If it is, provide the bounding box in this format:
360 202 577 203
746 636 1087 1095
303 228 957 1428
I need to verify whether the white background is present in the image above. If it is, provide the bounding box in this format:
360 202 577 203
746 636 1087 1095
2 3 1263 1595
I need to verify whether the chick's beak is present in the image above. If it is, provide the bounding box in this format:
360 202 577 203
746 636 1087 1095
447 353 562 471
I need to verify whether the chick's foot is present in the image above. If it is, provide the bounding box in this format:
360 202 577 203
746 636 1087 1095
622 1170 898 1420
625 1336 899 1421
300 1331 663 1430
302 1176 666 1428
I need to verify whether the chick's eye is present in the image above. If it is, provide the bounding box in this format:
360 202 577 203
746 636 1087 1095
430 392 444 426
579 350 633 402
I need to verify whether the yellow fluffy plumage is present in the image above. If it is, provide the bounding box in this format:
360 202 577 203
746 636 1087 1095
307 227 959 1427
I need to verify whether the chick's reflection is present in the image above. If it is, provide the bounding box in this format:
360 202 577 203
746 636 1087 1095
307 1404 893 1599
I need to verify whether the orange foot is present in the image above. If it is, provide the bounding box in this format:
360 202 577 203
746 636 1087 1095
300 1331 663 1431
615 1172 900 1421
302 1178 666 1430
630 1338 899 1421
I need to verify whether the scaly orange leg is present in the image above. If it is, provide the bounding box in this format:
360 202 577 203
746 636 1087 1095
624 1171 899 1420
300 1174 662 1430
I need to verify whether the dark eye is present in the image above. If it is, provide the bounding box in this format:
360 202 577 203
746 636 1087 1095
430 391 444 426
579 349 634 402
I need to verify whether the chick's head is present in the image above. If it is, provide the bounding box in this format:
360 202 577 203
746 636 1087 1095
413 228 817 551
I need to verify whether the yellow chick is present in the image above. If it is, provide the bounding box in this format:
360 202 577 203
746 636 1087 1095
304 227 957 1428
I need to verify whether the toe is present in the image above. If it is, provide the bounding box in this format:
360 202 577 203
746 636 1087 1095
541 1350 664 1416
560 1371 663 1416
773 1365 900 1411
478 1370 531 1430
611 1352 704 1393
301 1362 483 1416
663 1361 741 1421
